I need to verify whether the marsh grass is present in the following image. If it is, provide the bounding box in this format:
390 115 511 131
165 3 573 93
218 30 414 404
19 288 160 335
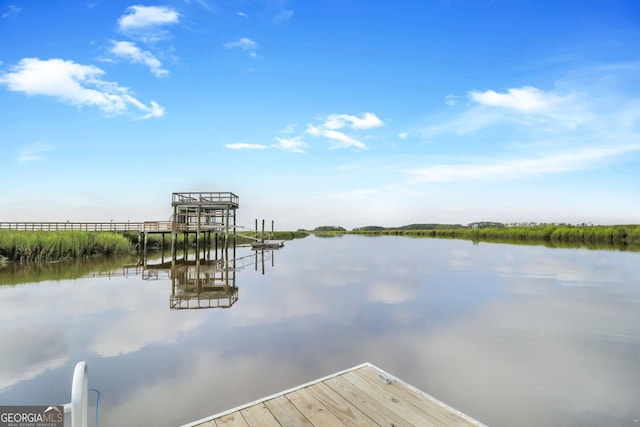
0 230 133 262
348 224 640 249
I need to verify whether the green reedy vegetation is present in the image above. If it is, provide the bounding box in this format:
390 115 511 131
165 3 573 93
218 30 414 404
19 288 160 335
0 230 133 262
434 224 638 244
448 224 640 247
316 223 640 249
270 230 309 239
0 229 309 264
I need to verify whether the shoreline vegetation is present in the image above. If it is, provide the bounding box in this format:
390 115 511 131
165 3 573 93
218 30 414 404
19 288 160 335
0 230 310 263
306 223 640 250
2 223 639 264
0 231 132 263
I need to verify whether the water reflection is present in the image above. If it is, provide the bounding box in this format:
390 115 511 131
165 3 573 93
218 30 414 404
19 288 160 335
82 243 277 310
167 259 239 310
0 255 139 286
162 243 276 310
0 236 638 427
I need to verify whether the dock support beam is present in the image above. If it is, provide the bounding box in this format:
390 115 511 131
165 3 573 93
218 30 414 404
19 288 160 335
171 204 177 269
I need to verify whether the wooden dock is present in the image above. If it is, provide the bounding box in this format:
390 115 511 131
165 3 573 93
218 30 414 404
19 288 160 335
181 363 485 427
251 240 285 250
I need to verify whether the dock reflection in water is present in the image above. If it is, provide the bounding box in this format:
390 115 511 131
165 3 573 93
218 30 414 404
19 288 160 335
136 243 278 310
168 258 239 310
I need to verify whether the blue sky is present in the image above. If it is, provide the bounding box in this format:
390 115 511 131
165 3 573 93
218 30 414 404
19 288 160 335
1 0 639 230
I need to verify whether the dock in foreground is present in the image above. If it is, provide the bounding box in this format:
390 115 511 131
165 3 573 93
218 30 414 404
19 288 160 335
181 362 486 427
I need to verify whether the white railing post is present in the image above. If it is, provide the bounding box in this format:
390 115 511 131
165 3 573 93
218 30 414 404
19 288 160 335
69 361 88 427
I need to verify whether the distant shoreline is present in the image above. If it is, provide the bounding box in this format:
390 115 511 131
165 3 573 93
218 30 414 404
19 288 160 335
307 223 640 250
2 225 638 264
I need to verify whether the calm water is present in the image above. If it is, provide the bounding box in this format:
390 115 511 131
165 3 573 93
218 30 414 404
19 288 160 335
0 235 639 426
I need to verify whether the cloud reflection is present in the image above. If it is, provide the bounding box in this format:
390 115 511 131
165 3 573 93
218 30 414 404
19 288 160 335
0 323 69 391
1 237 638 427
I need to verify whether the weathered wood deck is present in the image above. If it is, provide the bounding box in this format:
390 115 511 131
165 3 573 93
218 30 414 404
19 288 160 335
181 363 486 427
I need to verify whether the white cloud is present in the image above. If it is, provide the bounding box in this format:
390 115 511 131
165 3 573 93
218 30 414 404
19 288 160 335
469 86 563 113
445 94 458 106
307 125 367 150
237 11 248 18
420 109 504 138
305 112 382 150
0 58 165 119
280 123 297 134
117 5 179 42
110 41 169 78
408 145 640 183
18 142 54 165
323 112 383 130
2 4 20 18
273 136 306 153
420 87 584 140
189 0 213 12
118 5 179 30
273 8 293 24
226 143 268 150
224 38 258 57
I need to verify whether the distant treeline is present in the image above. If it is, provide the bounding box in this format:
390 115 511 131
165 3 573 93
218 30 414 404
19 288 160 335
354 223 466 231
312 222 497 232
308 223 640 248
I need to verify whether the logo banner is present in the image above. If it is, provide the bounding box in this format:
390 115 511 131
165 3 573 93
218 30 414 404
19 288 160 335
0 406 64 427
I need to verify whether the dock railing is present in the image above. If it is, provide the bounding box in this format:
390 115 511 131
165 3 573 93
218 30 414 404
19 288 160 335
0 221 174 232
172 192 239 207
0 222 144 231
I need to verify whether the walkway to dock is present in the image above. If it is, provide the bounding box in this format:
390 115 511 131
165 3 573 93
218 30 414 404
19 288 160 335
0 193 278 240
0 221 233 233
0 221 154 232
182 363 485 427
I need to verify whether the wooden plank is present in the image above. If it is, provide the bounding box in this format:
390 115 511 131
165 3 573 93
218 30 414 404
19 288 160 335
214 411 249 427
305 382 377 427
324 374 417 427
263 395 313 427
355 366 479 426
239 403 281 427
342 369 444 427
182 363 485 427
286 387 346 426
